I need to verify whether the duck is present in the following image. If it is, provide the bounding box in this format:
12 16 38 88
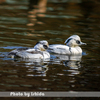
8 40 50 59
47 35 86 55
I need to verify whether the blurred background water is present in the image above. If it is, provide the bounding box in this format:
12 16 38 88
0 0 100 99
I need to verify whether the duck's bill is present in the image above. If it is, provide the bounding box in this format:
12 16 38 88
80 42 86 45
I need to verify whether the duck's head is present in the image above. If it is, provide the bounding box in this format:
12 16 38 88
64 35 86 47
34 40 49 51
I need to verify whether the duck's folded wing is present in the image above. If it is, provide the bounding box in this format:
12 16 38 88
47 44 70 54
15 50 43 58
8 48 29 56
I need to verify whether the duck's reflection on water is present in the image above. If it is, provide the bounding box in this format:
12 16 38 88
12 54 82 76
14 54 82 68
50 54 82 76
12 57 50 77
1 52 82 77
63 55 82 69
51 54 82 66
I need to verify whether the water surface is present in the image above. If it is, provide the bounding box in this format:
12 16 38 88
0 0 100 94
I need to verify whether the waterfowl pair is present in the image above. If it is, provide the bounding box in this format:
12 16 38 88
47 35 86 55
8 35 86 59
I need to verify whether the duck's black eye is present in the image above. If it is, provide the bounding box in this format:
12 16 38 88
43 45 48 49
76 40 80 44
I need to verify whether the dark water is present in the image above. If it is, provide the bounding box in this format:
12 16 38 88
0 0 100 99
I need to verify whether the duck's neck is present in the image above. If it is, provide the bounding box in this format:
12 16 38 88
34 44 40 50
34 44 45 51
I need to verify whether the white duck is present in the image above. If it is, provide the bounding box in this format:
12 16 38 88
47 35 86 55
8 40 50 59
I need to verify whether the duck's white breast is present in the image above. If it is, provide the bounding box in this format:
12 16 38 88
70 47 82 54
42 51 50 59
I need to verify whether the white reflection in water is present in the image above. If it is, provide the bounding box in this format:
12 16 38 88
51 54 81 66
14 57 50 77
51 54 82 76
50 54 82 86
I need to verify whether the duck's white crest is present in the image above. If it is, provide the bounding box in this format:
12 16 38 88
8 40 50 59
47 35 86 55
